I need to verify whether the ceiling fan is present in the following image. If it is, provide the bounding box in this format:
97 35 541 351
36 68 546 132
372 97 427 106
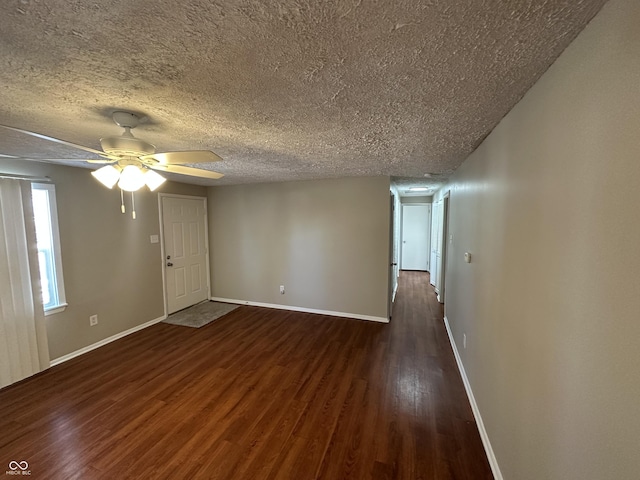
0 111 223 191
0 111 223 218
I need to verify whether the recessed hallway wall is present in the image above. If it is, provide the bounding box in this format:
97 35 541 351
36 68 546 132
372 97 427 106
208 176 390 320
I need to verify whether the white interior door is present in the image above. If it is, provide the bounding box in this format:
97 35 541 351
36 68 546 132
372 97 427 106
430 200 441 287
401 204 431 271
161 195 209 314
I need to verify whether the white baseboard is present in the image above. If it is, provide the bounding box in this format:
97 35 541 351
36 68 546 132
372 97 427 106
443 316 503 480
210 297 389 324
50 315 167 367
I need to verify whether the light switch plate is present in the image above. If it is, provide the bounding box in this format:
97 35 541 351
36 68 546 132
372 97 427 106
150 234 159 244
464 252 472 263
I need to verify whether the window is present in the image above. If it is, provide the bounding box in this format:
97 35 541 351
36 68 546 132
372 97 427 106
31 183 67 315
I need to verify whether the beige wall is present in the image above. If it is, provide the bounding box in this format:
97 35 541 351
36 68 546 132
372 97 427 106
208 177 390 319
400 195 432 204
0 160 206 359
435 0 640 478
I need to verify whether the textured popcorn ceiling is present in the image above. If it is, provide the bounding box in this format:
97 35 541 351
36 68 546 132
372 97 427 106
0 0 607 187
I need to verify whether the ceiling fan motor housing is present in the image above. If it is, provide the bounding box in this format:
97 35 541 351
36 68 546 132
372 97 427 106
112 111 142 129
100 135 156 157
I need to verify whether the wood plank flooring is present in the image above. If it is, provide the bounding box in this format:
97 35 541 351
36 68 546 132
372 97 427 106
0 272 492 479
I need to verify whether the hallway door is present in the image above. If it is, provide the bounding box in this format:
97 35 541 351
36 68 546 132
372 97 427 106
401 204 431 271
430 201 440 286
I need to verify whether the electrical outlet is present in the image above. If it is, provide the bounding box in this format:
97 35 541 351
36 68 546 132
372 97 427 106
463 333 467 349
280 285 285 294
89 314 98 326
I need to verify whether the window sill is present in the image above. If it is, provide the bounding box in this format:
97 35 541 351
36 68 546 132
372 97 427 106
45 303 68 316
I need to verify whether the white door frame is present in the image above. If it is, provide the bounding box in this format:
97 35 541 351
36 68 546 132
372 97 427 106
439 192 451 304
400 202 431 271
158 193 211 317
388 192 396 320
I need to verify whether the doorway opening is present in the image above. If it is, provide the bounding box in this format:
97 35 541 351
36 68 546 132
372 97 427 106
430 191 450 304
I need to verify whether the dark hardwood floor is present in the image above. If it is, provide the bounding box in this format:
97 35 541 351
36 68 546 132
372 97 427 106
0 272 492 479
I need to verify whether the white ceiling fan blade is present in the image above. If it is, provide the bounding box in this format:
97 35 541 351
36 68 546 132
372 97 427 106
0 124 110 158
141 150 222 165
0 156 98 165
1 156 113 164
152 164 224 179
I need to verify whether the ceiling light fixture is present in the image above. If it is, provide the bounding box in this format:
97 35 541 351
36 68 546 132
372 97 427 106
117 165 146 192
91 165 121 189
91 163 167 219
92 164 167 192
144 169 167 191
408 187 429 192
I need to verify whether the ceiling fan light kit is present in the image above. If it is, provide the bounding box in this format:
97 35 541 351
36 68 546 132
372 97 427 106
92 164 168 192
117 164 147 192
91 165 120 189
143 169 167 191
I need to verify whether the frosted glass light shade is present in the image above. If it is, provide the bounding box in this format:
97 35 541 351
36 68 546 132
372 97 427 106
144 169 166 191
91 165 121 189
118 165 146 192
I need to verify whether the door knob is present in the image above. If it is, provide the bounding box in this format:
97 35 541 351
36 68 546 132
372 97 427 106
167 262 173 267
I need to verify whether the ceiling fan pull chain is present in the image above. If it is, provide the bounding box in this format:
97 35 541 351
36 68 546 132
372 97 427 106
120 188 126 214
131 191 136 220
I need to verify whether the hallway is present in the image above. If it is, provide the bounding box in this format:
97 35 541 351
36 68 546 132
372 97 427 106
384 271 492 478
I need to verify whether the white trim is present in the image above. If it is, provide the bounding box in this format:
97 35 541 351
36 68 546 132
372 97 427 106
157 195 168 319
443 316 503 480
392 282 398 302
400 203 432 272
32 182 67 311
210 297 389 324
203 200 211 301
49 315 166 367
44 302 68 316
